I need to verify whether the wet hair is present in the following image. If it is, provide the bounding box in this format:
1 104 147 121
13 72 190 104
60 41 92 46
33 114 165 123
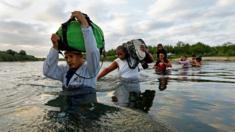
116 45 128 54
157 43 163 48
157 43 163 46
116 45 129 60
196 56 202 62
156 53 168 66
159 52 165 56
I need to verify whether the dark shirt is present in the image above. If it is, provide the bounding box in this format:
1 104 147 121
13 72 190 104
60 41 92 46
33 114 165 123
66 68 77 86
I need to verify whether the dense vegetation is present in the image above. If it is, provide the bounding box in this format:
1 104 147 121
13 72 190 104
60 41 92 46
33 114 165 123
104 42 235 60
0 49 39 61
1 41 234 62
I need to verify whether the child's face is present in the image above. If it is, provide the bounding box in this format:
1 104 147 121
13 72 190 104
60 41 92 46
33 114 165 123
65 52 84 69
116 49 126 60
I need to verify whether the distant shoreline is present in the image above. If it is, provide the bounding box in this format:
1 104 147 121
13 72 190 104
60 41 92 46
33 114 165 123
1 56 235 62
201 56 235 61
173 56 235 62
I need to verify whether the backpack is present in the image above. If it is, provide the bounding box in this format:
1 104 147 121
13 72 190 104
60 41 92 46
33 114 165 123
56 14 105 54
122 39 147 69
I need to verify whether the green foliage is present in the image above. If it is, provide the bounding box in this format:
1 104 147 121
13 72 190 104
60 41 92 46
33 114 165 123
0 49 38 62
103 42 235 61
19 50 27 55
6 49 17 55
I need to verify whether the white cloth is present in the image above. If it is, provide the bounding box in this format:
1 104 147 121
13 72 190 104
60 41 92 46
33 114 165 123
114 79 140 106
43 27 100 89
114 58 141 79
113 58 142 106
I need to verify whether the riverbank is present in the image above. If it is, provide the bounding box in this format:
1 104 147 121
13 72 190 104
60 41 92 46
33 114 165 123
172 56 235 62
0 50 39 62
200 56 235 61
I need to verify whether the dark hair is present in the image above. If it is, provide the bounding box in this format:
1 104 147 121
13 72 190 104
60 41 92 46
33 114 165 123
196 56 202 62
116 45 127 53
157 43 163 47
116 45 129 59
159 52 165 55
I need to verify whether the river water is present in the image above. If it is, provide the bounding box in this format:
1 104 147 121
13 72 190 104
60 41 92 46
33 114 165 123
0 61 234 131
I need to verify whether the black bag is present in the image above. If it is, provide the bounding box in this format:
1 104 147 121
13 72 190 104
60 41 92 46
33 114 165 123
122 39 147 69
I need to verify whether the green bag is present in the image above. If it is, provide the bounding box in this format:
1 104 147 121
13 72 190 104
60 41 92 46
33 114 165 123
56 17 105 52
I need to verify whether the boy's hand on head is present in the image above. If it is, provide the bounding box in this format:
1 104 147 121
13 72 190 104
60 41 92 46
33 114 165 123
71 11 89 28
51 34 60 49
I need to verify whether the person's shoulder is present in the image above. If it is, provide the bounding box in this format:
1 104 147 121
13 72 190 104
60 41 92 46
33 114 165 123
165 59 170 62
114 58 127 65
114 58 121 62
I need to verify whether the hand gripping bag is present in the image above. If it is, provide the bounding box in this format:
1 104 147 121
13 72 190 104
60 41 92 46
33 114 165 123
56 14 105 53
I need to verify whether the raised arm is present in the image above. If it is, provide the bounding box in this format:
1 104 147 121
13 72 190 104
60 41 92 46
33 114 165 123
43 34 66 82
72 11 100 76
97 61 118 80
140 45 154 63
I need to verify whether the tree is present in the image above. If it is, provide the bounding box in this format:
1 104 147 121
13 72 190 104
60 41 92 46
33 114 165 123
19 50 27 55
6 49 17 55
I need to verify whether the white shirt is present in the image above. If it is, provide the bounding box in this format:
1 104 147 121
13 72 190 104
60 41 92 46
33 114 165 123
114 58 140 79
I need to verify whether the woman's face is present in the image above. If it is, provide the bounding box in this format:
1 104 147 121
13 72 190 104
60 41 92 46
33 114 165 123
116 49 126 60
159 53 165 60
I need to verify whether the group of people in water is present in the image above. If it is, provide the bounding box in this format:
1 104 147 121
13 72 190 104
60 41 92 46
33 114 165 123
43 11 202 112
155 43 202 74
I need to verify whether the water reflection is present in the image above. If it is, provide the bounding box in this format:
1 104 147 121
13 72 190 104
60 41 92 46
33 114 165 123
43 95 120 131
111 79 156 113
40 93 161 131
128 90 156 112
158 76 169 91
179 68 189 81
1 62 235 131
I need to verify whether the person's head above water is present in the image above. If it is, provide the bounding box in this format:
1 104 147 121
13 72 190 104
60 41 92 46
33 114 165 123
196 56 202 62
157 43 163 50
51 33 85 70
116 45 128 60
181 55 187 61
159 52 165 60
50 11 90 70
64 50 84 69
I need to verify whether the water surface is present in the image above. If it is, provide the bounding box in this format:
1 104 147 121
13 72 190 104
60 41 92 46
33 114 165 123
0 61 234 131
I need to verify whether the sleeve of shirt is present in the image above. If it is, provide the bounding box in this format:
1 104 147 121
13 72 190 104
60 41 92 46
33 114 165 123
179 60 189 64
114 58 121 67
82 27 100 76
43 48 67 82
